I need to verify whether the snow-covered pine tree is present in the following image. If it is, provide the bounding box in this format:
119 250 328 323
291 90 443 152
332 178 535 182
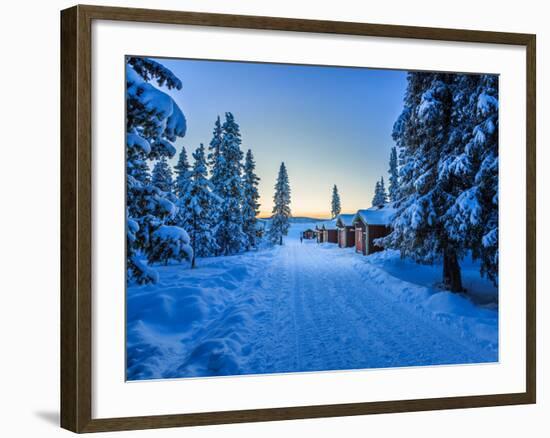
184 144 220 267
269 162 291 245
215 112 247 255
470 75 499 284
379 177 388 204
381 72 466 292
388 146 399 202
208 116 223 188
444 74 499 285
126 56 191 283
128 151 151 187
206 117 225 253
172 145 192 231
372 177 387 207
242 149 261 250
148 225 193 266
380 72 499 291
174 145 191 198
372 180 380 206
331 185 342 218
151 156 174 194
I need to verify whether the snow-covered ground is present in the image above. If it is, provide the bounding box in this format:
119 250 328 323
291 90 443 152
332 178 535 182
127 222 498 380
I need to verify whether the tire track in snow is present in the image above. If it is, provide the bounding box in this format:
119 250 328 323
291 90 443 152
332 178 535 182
303 246 490 367
288 242 377 371
348 258 495 364
242 245 300 374
245 239 494 374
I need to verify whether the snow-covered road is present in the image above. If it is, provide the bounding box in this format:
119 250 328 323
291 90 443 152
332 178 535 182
243 233 494 374
127 223 498 380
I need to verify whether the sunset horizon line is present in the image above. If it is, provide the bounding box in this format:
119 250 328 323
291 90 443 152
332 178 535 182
257 210 364 220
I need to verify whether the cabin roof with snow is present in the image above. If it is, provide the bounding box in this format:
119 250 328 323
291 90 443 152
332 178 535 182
336 214 355 228
353 206 396 227
315 219 337 230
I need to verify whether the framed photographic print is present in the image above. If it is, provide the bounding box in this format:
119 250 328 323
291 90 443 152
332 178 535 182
60 4 536 433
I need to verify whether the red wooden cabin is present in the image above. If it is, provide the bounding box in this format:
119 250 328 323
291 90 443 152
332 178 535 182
315 220 338 244
352 206 395 255
336 214 355 248
325 228 338 244
315 224 325 243
302 228 315 239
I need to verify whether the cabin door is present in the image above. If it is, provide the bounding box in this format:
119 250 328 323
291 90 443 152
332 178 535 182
348 229 355 247
355 228 362 253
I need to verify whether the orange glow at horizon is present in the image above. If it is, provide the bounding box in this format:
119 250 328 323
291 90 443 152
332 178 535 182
257 212 330 219
257 210 357 219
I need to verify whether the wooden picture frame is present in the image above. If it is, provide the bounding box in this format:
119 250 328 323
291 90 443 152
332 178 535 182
60 4 536 433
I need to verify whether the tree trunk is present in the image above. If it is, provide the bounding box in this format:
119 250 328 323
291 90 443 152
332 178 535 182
279 235 283 245
191 227 196 269
443 249 463 292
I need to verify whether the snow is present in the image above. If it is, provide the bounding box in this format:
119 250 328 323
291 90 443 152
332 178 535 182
128 57 183 90
126 61 187 143
482 228 498 249
155 139 177 158
448 188 482 241
336 213 354 227
164 103 187 141
315 218 337 230
126 65 144 90
152 225 190 243
477 92 498 116
155 196 177 217
127 222 498 380
129 255 159 284
417 91 436 119
139 82 174 119
354 205 396 226
148 225 193 265
126 132 151 155
366 249 498 307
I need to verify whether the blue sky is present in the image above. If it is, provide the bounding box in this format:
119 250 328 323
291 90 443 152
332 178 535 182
154 57 407 218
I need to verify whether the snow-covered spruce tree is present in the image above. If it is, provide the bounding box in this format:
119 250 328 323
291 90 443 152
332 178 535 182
269 162 291 245
379 177 388 204
126 56 191 283
372 180 380 206
151 156 174 194
206 116 225 253
147 225 193 266
242 149 261 250
174 145 191 198
172 145 192 231
381 72 467 291
183 144 220 267
470 75 499 284
208 116 224 189
372 177 388 207
128 148 151 187
388 146 399 202
215 112 247 255
444 74 499 285
331 185 341 219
